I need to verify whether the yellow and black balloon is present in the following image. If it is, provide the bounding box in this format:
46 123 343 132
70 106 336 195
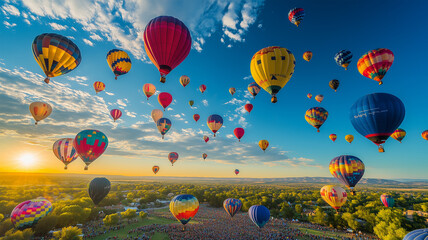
106 49 132 80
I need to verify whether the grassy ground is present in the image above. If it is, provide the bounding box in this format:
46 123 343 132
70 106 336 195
151 232 170 240
296 227 352 240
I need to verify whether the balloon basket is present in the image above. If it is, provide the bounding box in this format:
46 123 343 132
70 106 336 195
44 77 50 84
160 76 166 83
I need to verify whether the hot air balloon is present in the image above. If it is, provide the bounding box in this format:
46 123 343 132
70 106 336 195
248 205 270 228
144 16 191 83
234 128 245 142
193 114 200 122
189 100 194 107
307 93 312 99
207 114 223 137
203 136 209 143
143 83 156 100
229 88 236 96
380 194 394 207
157 118 172 139
329 155 365 195
106 49 131 80
303 51 312 61
202 153 207 160
391 128 406 143
345 135 354 143
259 140 269 152
11 199 52 229
74 130 108 170
357 48 394 85
334 50 352 70
305 107 328 132
93 81 105 94
315 94 324 103
223 198 242 218
404 229 428 240
422 130 428 140
158 92 173 111
235 169 239 175
151 109 163 124
329 134 337 142
170 194 199 229
32 33 81 84
329 80 339 92
168 152 179 166
350 93 405 152
199 84 207 94
320 185 347 212
53 138 78 170
110 109 122 122
88 177 111 205
250 47 295 103
244 103 253 114
29 102 52 125
152 166 160 174
248 82 261 98
288 8 305 27
180 75 190 87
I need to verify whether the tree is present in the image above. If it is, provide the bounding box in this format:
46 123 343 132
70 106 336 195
53 226 82 240
103 213 120 226
0 219 13 237
3 228 33 240
34 215 58 236
309 207 326 225
0 213 4 222
295 204 303 214
279 202 295 219
121 209 137 222
139 211 148 221
342 212 359 231
373 209 407 240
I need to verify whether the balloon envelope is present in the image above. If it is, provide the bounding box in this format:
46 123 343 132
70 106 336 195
259 140 269 152
357 48 394 85
152 166 160 174
199 84 206 93
248 82 260 98
334 50 352 70
329 134 337 142
110 109 122 122
202 153 207 160
320 185 347 211
245 103 253 113
11 199 52 229
168 152 179 165
193 114 200 122
29 102 52 125
391 128 406 143
380 194 394 207
74 130 108 170
53 138 78 169
170 194 199 225
288 8 305 26
158 92 173 111
422 130 428 140
329 155 365 194
303 51 312 61
305 107 328 132
329 80 339 92
156 118 172 139
151 109 163 123
203 136 209 143
315 95 324 103
94 81 105 94
207 114 223 136
345 135 354 143
106 49 131 79
235 169 239 175
89 177 111 205
180 75 190 87
229 88 236 96
403 228 428 240
307 93 312 99
223 198 242 218
143 83 156 100
248 205 270 228
234 128 245 142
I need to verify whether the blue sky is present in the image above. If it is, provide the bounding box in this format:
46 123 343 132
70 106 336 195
0 0 427 179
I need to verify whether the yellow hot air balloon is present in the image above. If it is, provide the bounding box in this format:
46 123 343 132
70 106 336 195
229 87 236 96
320 185 347 212
303 51 312 62
29 102 52 125
143 83 156 100
345 135 354 143
180 75 190 87
151 109 163 124
259 140 269 152
250 46 295 103
106 49 132 80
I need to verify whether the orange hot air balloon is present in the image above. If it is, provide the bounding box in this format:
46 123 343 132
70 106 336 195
422 130 428 140
234 128 245 142
357 48 394 85
193 114 200 122
259 140 269 152
345 135 354 143
315 95 324 103
199 84 207 94
180 75 190 87
93 81 105 94
158 92 172 111
29 102 52 125
303 51 312 62
245 103 253 114
143 83 156 100
391 128 406 143
152 166 159 174
307 93 312 99
329 134 337 142
229 88 236 96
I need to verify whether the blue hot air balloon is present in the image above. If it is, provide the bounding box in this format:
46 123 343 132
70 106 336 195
350 93 405 152
404 229 428 240
334 50 352 70
248 205 270 228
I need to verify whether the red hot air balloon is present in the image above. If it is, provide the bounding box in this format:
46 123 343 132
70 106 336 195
235 169 240 175
199 84 207 94
244 103 253 114
110 109 122 122
193 114 200 122
158 92 172 111
203 136 209 143
234 128 245 142
143 16 191 83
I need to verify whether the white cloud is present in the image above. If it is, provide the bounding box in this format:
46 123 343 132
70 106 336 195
224 98 245 105
89 33 102 41
23 19 31 25
227 44 232 48
126 110 137 118
2 4 20 16
257 23 262 28
104 91 114 96
83 38 94 46
202 99 208 107
66 76 88 86
49 22 67 30
3 21 16 28
243 75 252 80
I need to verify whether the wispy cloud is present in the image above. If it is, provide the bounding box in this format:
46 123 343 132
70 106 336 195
202 99 209 107
83 38 94 46
49 22 67 30
3 21 16 28
2 4 20 16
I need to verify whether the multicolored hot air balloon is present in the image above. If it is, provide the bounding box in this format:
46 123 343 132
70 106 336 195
53 138 78 170
259 140 269 152
156 118 172 139
158 92 173 111
307 93 312 99
329 79 339 92
202 153 207 160
329 134 337 142
203 136 209 143
93 81 105 94
245 103 253 114
334 50 352 70
74 130 108 170
29 102 52 125
422 130 428 140
169 194 199 228
32 33 81 84
303 51 312 62
234 128 245 142
193 114 200 122
207 114 223 137
248 205 270 228
168 152 179 166
235 169 239 175
288 8 305 27
350 93 405 152
143 83 156 100
248 82 261 98
144 16 191 83
151 109 163 124
152 166 160 174
11 198 52 229
89 177 110 205
305 107 328 132
320 185 347 212
329 155 365 195
380 194 394 207
391 128 406 143
110 109 122 122
199 84 207 94
357 48 394 85
229 87 236 96
404 229 428 240
315 94 324 103
250 47 295 103
180 75 190 87
345 135 354 143
189 100 194 107
106 49 131 80
223 198 242 218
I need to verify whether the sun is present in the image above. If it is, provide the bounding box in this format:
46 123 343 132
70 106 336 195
19 153 37 168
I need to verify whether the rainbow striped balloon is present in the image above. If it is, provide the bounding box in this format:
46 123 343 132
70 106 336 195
11 199 52 229
391 128 406 143
53 138 78 170
380 194 394 207
357 48 394 85
223 198 242 218
169 194 199 225
305 107 328 132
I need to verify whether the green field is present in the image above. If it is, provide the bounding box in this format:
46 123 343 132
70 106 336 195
151 232 170 240
296 227 352 240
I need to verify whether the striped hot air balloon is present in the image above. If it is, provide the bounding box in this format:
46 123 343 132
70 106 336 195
391 128 406 143
288 8 305 27
248 205 270 228
110 109 122 122
357 48 394 85
380 194 394 207
143 83 156 100
53 138 78 169
329 155 365 195
93 81 105 94
106 49 132 80
11 199 53 229
305 107 328 132
248 82 261 98
404 229 428 240
223 198 242 218
207 114 223 137
170 194 199 229
180 75 190 87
